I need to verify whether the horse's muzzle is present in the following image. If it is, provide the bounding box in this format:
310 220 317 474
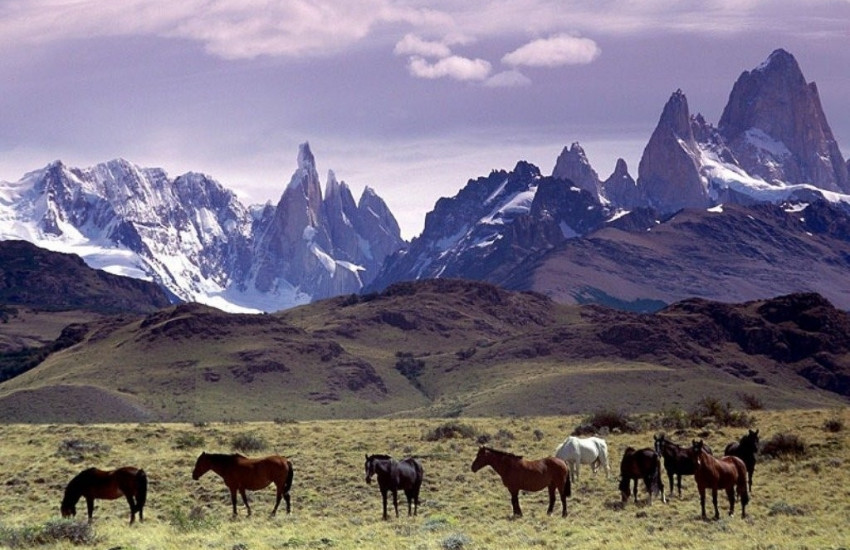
365 475 372 484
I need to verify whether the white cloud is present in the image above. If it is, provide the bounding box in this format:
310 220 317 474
407 55 492 81
485 70 532 88
394 34 452 58
502 34 600 68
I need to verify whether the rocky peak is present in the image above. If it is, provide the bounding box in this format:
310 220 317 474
552 142 601 197
637 89 709 213
718 49 849 193
601 158 642 209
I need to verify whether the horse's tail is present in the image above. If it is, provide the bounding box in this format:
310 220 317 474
285 460 294 494
735 460 749 507
564 470 572 498
135 469 148 512
652 455 665 502
599 441 610 474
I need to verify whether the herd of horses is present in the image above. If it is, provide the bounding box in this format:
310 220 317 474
59 429 760 524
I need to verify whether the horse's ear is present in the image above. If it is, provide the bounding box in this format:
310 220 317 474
753 429 759 436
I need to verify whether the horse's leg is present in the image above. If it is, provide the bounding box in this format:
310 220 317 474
644 475 653 505
392 489 400 518
412 484 420 516
86 496 95 523
230 488 239 516
546 485 556 515
698 486 707 519
404 488 413 516
632 478 638 504
559 480 568 517
381 488 389 520
725 486 735 517
124 493 136 524
271 483 282 516
510 490 522 517
711 488 720 520
240 488 252 516
748 465 754 493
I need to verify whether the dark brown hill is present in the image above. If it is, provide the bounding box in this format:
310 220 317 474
0 280 846 422
0 240 173 314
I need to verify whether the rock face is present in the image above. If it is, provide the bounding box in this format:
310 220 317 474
552 142 601 198
637 89 709 213
601 158 642 209
0 143 404 312
718 49 850 193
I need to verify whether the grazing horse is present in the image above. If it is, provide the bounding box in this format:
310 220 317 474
61 466 147 524
364 454 424 520
471 446 571 517
693 439 749 520
192 452 293 516
619 447 665 505
654 434 710 498
724 429 759 493
554 435 611 482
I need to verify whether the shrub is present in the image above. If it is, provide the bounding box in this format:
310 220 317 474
574 409 639 435
174 432 205 450
761 433 807 459
56 439 110 463
231 433 268 453
768 501 807 516
423 422 478 442
0 519 95 547
739 392 764 410
689 397 753 428
168 506 217 532
823 417 844 433
441 533 471 550
653 407 690 431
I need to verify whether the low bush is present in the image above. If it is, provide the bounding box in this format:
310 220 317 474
231 433 268 453
423 422 478 442
56 439 110 464
174 432 205 450
689 397 753 428
574 409 639 435
761 433 807 459
0 519 95 547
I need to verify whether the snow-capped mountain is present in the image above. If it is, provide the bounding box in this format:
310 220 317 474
368 49 850 307
0 143 404 312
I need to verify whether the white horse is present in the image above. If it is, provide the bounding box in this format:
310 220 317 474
554 436 610 482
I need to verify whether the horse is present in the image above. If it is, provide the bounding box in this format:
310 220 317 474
693 439 749 520
618 447 665 505
61 466 147 524
364 454 424 520
471 446 571 517
554 435 611 482
653 433 710 498
724 429 759 493
192 452 293 516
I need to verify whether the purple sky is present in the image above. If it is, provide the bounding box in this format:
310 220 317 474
2 1 849 239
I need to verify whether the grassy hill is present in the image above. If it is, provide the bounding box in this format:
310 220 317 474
0 279 847 423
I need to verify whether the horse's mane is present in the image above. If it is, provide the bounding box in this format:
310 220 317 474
483 447 523 460
367 454 393 460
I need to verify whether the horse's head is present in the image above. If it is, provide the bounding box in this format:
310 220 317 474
692 439 707 464
745 429 760 451
192 452 211 480
60 501 76 518
653 434 665 455
364 454 375 484
471 447 489 473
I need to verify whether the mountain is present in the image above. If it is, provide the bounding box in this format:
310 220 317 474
0 144 404 312
0 279 846 422
368 49 850 310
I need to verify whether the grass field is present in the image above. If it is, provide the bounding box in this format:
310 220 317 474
0 408 847 549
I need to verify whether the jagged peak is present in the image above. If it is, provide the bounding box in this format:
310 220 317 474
612 158 629 176
297 142 315 171
755 48 799 74
657 89 693 141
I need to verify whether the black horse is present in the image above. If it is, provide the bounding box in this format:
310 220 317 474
364 454 424 520
654 434 710 498
619 447 665 505
724 429 759 492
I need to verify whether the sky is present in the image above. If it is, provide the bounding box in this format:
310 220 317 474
1 1 849 239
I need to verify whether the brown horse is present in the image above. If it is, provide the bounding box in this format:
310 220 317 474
619 447 665 505
692 440 749 520
724 429 759 493
61 466 147 524
192 452 293 516
471 446 571 517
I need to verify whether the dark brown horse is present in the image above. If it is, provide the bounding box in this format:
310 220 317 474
724 429 759 493
364 454 424 520
192 452 293 516
654 434 710 498
471 446 571 517
693 440 749 520
619 447 665 505
61 466 147 524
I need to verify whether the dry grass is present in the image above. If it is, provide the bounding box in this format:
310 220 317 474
0 408 847 549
